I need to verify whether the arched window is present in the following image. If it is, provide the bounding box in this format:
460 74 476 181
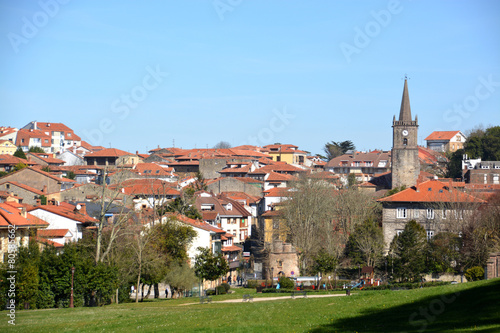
403 138 408 146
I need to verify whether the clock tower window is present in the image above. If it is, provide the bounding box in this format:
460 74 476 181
403 138 408 146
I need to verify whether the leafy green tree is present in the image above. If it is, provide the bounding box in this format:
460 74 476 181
311 248 337 276
42 166 51 173
194 247 228 294
390 220 427 282
347 173 356 187
16 240 41 309
28 146 46 153
322 140 355 161
345 219 384 267
64 171 76 180
446 126 500 178
13 162 27 172
163 263 198 298
426 232 461 273
152 218 197 267
13 147 27 159
161 197 202 220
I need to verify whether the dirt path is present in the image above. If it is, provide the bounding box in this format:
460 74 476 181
180 293 353 306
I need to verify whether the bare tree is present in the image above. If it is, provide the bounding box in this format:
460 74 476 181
94 165 135 264
281 175 337 271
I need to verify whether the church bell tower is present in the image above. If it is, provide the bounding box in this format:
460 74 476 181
391 78 419 189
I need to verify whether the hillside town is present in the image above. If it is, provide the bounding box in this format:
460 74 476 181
1 79 499 307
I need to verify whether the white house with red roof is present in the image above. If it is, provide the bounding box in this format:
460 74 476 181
425 131 467 153
28 201 97 244
22 121 82 153
16 128 52 153
0 126 18 144
115 178 180 210
0 202 49 261
195 192 252 243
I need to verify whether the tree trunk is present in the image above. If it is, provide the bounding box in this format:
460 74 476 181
144 284 152 299
154 283 159 299
135 262 142 303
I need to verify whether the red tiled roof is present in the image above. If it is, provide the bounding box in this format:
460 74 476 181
263 187 292 197
378 180 486 203
117 179 180 196
84 148 135 158
132 162 174 176
28 153 65 165
15 129 51 147
36 237 64 248
219 164 252 174
38 228 70 238
0 203 49 228
425 131 460 141
166 212 226 234
249 162 305 174
202 211 219 220
266 171 297 182
222 245 243 252
261 210 282 217
28 203 98 224
0 154 38 166
221 191 260 205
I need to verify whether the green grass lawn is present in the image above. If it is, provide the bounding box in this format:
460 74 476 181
2 278 499 332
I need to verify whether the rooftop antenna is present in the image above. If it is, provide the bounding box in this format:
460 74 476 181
172 139 175 148
402 74 411 80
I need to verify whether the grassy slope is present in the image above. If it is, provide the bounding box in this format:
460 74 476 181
2 279 499 332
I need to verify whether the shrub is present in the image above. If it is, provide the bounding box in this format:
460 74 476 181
221 282 230 293
216 285 226 295
465 266 484 282
206 289 216 296
278 276 295 289
246 280 258 288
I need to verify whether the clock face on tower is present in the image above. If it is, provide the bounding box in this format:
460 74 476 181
402 130 409 136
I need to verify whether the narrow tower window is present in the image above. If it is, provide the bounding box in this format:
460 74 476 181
403 138 408 146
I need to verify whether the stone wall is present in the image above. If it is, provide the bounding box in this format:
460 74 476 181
0 168 61 193
486 252 500 279
206 177 262 197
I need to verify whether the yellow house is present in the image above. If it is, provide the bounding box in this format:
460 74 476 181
260 209 288 245
263 144 307 165
0 140 17 155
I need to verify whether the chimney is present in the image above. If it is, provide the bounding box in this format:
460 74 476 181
21 207 27 218
42 185 47 193
79 203 87 215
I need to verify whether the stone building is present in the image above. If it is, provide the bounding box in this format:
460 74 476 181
267 240 300 279
379 179 485 253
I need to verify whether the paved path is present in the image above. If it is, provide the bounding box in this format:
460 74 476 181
181 293 353 305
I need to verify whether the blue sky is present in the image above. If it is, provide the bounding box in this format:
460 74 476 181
1 0 499 156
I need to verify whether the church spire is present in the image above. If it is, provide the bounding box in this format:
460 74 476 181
398 78 412 122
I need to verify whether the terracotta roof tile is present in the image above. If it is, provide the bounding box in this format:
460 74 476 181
425 131 461 141
378 179 485 203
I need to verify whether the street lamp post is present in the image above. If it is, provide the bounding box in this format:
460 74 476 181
70 267 75 308
271 267 274 288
